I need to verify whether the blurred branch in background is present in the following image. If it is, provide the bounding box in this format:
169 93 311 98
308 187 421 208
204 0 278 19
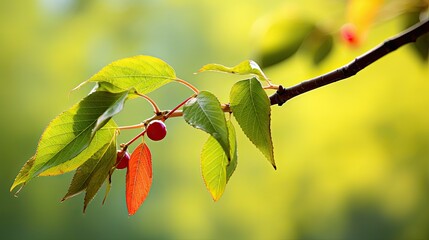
270 18 429 106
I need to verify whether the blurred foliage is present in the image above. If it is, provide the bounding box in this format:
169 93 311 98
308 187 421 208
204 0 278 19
1 0 428 239
403 7 429 61
253 0 429 67
251 10 316 67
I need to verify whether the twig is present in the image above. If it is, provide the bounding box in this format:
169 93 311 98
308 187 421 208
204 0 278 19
163 103 231 118
269 18 429 106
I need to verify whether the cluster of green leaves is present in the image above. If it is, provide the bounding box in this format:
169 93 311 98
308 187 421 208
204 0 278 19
182 80 275 200
11 56 177 213
11 55 277 214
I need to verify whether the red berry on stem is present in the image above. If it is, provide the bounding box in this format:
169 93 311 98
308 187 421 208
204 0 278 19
116 150 130 169
147 120 167 141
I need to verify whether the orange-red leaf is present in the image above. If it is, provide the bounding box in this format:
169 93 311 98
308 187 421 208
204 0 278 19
126 143 152 216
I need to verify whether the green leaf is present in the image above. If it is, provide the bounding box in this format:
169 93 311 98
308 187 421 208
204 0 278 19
226 120 238 181
84 138 117 212
201 120 238 201
198 60 269 82
102 170 114 205
93 91 128 134
311 34 333 65
40 120 117 176
61 128 117 213
301 27 334 65
230 78 275 169
9 157 35 192
252 12 315 68
183 91 230 160
77 55 176 95
10 91 128 192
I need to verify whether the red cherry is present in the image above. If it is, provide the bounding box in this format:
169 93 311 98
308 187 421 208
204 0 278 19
340 23 359 46
116 150 130 169
147 120 167 141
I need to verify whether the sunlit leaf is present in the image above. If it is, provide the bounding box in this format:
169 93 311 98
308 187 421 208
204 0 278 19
77 55 176 96
10 91 128 192
10 157 35 192
126 143 153 216
198 60 269 82
93 91 128 134
61 128 117 212
39 120 118 176
201 120 237 201
183 91 230 160
230 78 275 169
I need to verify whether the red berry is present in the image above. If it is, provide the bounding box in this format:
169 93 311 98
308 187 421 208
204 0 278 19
340 23 359 46
147 120 167 141
116 150 130 169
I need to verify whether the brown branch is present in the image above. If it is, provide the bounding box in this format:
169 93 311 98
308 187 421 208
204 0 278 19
269 18 429 106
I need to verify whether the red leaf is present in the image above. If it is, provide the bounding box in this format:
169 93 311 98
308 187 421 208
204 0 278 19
126 143 152 215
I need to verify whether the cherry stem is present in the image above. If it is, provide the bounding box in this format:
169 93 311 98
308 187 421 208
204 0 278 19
121 129 147 149
118 93 195 128
175 78 200 94
166 103 231 118
135 92 161 114
164 94 197 120
117 122 146 130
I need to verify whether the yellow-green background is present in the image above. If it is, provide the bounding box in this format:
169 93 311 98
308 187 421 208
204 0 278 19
1 0 428 239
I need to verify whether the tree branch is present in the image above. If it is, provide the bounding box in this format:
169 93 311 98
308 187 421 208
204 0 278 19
269 18 429 106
